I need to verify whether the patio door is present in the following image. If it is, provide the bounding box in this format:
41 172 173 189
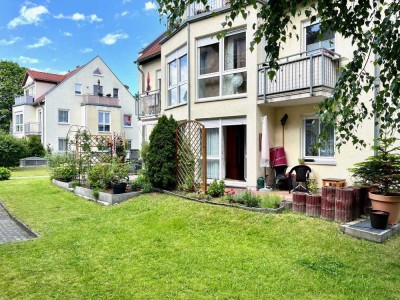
225 125 245 180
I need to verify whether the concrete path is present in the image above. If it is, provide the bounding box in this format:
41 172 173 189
0 203 35 244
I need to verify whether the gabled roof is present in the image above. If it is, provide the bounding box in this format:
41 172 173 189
136 32 166 64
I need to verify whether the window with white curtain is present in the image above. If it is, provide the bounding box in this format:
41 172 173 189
167 46 188 107
304 118 334 158
206 128 219 179
58 138 68 151
198 31 247 100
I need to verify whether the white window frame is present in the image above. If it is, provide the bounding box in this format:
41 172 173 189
167 46 188 108
302 20 335 53
302 116 336 164
156 69 162 90
197 30 247 102
75 83 82 95
58 138 68 152
15 113 23 132
113 88 119 98
58 109 69 124
98 111 111 133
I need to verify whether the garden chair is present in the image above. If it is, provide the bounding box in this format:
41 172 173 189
288 165 312 193
273 165 289 190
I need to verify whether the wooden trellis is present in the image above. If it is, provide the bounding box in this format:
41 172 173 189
176 120 207 193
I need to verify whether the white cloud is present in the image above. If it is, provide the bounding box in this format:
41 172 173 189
19 56 39 64
72 13 85 21
27 37 52 49
144 1 157 10
122 0 132 3
100 32 128 45
0 37 21 46
80 48 93 53
121 11 128 16
54 12 102 23
89 14 102 23
63 31 72 37
8 5 49 28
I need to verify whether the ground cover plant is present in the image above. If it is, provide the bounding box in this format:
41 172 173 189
0 173 399 299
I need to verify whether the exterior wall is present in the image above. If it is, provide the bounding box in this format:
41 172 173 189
138 58 161 94
35 81 56 98
11 104 37 138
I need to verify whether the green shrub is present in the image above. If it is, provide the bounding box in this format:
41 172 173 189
87 164 112 189
207 179 225 197
110 161 130 184
0 132 29 167
231 190 261 208
260 194 282 209
142 181 152 193
27 135 45 157
146 115 178 190
140 141 150 163
0 167 11 180
51 163 77 182
47 153 74 169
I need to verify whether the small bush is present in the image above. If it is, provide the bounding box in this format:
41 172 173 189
142 181 152 193
224 189 236 203
87 164 112 189
0 167 11 180
92 188 100 200
260 194 282 209
27 135 45 157
230 190 261 208
0 132 29 167
207 179 225 197
51 163 77 182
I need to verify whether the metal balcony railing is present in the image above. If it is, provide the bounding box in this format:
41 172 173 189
137 90 161 118
187 0 228 17
82 94 119 106
14 95 34 106
258 48 340 100
24 122 41 135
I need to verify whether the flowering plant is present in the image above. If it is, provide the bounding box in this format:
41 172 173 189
224 188 236 203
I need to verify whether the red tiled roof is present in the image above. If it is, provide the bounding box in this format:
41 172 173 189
136 32 166 63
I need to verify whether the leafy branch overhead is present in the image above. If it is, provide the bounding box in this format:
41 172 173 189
157 0 400 149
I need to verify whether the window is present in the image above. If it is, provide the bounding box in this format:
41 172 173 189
98 111 110 132
58 109 69 124
94 85 103 96
113 88 119 98
58 138 68 151
167 47 188 107
123 114 132 127
75 83 82 95
198 31 247 100
93 68 103 76
304 118 335 158
156 69 161 90
304 22 335 52
15 113 23 132
207 128 220 179
125 140 132 151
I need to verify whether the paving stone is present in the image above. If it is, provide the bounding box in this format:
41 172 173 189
340 219 400 243
0 204 34 244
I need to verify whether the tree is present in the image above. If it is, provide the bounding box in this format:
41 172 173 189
157 0 400 149
0 61 25 133
27 135 46 157
146 115 178 190
0 132 29 167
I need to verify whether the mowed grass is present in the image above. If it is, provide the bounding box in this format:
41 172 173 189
10 166 49 177
0 178 399 299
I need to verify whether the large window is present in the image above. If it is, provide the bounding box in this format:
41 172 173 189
15 113 23 132
207 128 220 179
98 111 110 132
58 138 68 152
167 47 188 107
304 22 335 52
58 109 69 124
198 31 247 100
304 118 334 158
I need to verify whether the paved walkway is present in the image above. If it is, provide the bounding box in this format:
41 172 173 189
0 204 34 244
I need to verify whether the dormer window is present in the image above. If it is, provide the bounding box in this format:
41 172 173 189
93 68 103 76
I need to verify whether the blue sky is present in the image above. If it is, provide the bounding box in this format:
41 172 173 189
0 0 165 92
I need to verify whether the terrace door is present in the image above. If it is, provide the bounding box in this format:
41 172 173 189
225 125 245 180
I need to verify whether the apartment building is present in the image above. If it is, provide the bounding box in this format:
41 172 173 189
12 56 139 153
136 1 377 189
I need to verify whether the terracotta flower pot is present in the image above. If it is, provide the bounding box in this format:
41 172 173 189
369 192 400 225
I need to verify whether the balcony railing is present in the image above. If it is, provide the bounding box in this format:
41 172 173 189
258 48 340 100
137 90 161 118
187 0 228 17
82 94 119 106
24 122 41 135
14 95 34 106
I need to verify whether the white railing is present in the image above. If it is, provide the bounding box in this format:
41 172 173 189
137 90 161 118
14 95 34 106
187 0 228 17
24 122 41 135
82 94 119 106
258 48 340 99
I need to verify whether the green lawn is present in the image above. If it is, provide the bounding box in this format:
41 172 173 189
10 166 49 177
0 178 399 299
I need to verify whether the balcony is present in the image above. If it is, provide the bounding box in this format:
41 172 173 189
24 122 41 135
187 0 229 18
14 95 34 106
137 90 161 119
82 94 119 107
258 49 340 105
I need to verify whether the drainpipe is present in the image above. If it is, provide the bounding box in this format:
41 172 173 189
135 61 145 93
187 22 191 121
373 53 380 156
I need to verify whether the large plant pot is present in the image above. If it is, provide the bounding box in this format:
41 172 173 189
369 192 400 225
370 210 389 229
111 183 127 194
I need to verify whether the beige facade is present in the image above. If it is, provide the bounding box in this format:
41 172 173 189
12 56 139 153
136 3 378 189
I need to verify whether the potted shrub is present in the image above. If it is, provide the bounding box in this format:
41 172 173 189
350 136 400 225
110 161 130 194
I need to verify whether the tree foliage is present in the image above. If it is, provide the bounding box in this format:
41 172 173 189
146 115 178 190
0 61 25 133
0 132 29 167
27 135 46 157
157 0 400 149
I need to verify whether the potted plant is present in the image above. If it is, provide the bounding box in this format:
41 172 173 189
110 160 130 194
350 136 400 225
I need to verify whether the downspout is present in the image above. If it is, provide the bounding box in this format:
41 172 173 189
187 22 191 121
136 62 145 93
373 53 380 156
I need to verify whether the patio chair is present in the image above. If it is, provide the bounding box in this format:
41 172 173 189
288 165 312 193
273 165 288 190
